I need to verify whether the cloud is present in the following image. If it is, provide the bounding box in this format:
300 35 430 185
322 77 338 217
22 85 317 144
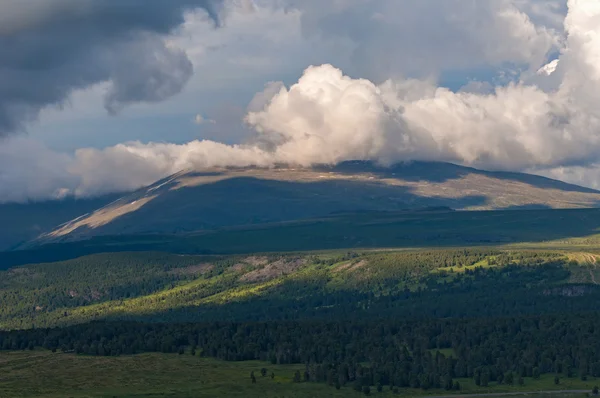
3 0 600 203
246 81 286 113
244 66 567 170
193 114 216 124
537 59 560 76
0 0 219 136
283 0 563 81
242 0 598 171
0 137 78 202
536 163 600 191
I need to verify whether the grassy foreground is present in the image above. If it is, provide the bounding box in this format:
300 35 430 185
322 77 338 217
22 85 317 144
0 350 596 398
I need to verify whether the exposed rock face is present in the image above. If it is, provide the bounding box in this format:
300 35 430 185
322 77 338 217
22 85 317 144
240 257 308 283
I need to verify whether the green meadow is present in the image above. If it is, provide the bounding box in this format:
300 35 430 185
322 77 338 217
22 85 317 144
0 351 595 398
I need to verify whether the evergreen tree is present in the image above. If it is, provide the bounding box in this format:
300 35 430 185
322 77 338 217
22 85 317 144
504 371 514 385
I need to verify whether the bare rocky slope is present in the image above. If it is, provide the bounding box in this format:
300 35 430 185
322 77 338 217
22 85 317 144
25 161 600 247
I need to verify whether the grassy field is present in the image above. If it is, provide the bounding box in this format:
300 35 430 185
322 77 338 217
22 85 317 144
0 350 595 398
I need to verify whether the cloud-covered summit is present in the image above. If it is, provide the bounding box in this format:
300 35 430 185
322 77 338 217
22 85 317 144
0 0 219 135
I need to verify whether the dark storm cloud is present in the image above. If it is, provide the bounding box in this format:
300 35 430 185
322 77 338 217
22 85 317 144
0 0 220 135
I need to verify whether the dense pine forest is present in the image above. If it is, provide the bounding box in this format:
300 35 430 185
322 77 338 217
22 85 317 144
3 315 600 393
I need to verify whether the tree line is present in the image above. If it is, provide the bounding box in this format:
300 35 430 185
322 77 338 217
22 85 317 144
3 314 600 392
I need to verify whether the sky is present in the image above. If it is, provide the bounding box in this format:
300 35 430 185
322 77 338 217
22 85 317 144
1 0 599 202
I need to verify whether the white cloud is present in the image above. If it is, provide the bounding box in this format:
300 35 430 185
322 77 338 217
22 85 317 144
535 164 600 190
537 59 560 76
5 0 600 202
0 137 77 202
193 114 216 124
285 0 563 81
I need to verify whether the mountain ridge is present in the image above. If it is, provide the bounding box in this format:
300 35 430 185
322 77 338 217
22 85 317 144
22 160 600 248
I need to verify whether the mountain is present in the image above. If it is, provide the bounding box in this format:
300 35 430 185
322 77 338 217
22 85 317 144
25 161 600 246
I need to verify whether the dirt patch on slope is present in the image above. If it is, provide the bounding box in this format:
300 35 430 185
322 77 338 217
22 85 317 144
348 260 368 272
243 256 270 266
231 256 270 272
169 263 214 276
240 257 307 283
8 267 31 275
333 262 353 273
333 259 368 273
230 263 247 272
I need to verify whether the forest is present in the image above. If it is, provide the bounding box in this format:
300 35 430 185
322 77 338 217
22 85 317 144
2 246 600 395
3 314 600 394
0 248 593 329
0 246 600 395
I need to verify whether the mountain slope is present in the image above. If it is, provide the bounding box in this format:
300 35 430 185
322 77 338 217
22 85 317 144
5 206 600 268
31 161 600 245
0 195 120 251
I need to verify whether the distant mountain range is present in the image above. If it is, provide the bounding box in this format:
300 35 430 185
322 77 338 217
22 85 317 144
8 160 597 249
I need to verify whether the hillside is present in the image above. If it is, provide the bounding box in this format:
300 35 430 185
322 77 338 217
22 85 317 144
29 161 600 246
2 246 600 398
0 248 597 329
5 207 600 269
0 194 119 251
3 239 600 396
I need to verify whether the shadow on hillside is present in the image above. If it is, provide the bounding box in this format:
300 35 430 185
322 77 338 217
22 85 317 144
488 169 600 194
502 204 553 210
4 165 600 269
0 194 121 252
321 160 472 183
3 207 600 270
30 177 490 239
323 161 600 194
